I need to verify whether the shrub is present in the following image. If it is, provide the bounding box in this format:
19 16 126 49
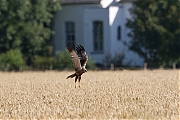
53 50 73 70
33 55 54 70
86 56 97 70
102 51 125 69
113 52 125 67
0 50 27 71
0 49 97 71
102 52 112 68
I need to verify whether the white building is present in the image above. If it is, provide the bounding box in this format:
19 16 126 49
52 0 144 67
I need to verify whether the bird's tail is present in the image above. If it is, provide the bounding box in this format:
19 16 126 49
66 73 76 79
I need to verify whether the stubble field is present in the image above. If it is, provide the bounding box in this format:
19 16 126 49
0 70 179 119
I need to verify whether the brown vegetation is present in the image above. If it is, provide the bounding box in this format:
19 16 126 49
0 70 179 119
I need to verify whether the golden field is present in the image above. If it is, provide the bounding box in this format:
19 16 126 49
0 70 179 119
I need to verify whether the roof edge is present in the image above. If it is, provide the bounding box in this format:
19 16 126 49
61 0 100 5
118 0 136 3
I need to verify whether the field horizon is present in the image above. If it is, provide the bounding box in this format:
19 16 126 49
0 70 179 119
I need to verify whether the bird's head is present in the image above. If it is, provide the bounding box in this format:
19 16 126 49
82 68 87 73
82 66 87 72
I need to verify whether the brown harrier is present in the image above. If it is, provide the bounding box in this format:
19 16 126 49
66 44 88 88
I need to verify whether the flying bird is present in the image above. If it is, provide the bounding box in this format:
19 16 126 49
66 44 88 88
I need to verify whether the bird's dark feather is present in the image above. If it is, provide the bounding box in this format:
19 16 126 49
67 44 82 71
76 45 88 67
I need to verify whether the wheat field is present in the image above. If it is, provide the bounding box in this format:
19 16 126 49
0 70 179 119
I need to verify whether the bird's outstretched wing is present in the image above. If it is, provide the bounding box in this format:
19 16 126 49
67 44 82 71
76 45 88 67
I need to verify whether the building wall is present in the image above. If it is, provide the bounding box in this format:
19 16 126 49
53 4 101 52
84 8 110 63
53 2 144 66
109 3 144 66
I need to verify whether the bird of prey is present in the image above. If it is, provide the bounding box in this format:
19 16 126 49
66 44 88 88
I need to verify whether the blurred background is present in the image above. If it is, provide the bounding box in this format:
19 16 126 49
0 0 179 71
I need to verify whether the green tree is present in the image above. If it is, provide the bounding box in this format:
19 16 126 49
0 0 61 65
0 49 26 71
127 0 180 67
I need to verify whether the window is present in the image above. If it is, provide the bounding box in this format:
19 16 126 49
117 26 121 40
93 21 103 52
65 22 75 48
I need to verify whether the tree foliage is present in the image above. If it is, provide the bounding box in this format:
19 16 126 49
0 0 61 65
127 0 180 67
0 49 26 71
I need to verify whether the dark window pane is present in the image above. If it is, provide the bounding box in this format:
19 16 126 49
93 21 103 52
65 22 75 48
117 26 121 40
